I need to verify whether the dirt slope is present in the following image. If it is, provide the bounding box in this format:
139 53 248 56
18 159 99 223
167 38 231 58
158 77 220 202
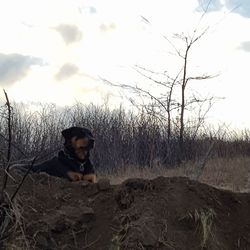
1 173 250 250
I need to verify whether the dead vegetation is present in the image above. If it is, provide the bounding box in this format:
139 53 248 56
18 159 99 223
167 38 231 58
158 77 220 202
179 208 217 248
0 91 250 249
0 90 36 247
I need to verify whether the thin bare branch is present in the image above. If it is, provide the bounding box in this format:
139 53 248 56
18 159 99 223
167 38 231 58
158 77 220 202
11 156 38 202
1 90 13 203
132 67 170 88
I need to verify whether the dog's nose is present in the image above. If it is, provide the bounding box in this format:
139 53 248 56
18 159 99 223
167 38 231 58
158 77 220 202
79 146 87 150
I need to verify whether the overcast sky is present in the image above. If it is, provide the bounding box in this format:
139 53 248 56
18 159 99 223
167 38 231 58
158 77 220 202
0 0 250 129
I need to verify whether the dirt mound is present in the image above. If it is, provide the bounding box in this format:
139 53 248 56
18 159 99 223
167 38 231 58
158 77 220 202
1 173 250 250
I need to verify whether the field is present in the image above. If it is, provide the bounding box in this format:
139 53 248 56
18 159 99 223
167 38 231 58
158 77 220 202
0 156 249 250
1 103 250 249
1 0 250 248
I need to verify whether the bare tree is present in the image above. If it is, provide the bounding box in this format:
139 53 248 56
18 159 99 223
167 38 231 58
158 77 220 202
173 31 217 157
133 65 182 142
101 2 222 162
102 67 181 144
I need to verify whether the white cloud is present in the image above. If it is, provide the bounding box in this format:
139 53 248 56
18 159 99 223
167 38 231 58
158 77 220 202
197 0 223 12
54 24 83 45
238 41 250 52
225 0 250 18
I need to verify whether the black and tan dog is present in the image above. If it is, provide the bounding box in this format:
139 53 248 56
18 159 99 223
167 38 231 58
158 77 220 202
34 127 97 182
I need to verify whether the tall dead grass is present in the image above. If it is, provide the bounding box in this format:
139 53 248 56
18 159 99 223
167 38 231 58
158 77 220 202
1 102 250 191
0 103 250 164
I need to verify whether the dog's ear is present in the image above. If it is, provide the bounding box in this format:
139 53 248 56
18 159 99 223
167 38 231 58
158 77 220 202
61 128 72 141
62 127 80 140
87 139 95 150
62 127 95 142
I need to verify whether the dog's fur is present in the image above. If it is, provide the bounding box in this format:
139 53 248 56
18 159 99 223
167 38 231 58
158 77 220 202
67 136 96 182
9 137 96 183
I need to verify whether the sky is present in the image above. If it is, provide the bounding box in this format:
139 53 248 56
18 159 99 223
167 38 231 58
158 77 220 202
0 0 250 129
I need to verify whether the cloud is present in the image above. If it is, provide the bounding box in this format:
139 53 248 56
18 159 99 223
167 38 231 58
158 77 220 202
54 24 83 45
0 53 44 86
78 6 97 14
195 0 250 17
225 0 250 18
238 41 250 52
196 0 223 12
55 63 79 81
99 23 116 32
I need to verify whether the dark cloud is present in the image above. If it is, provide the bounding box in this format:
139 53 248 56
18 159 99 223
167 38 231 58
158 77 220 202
238 41 250 52
196 0 223 12
0 53 44 86
54 24 82 45
225 0 250 18
55 63 79 81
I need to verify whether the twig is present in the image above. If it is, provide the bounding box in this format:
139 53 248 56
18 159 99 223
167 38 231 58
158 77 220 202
195 140 215 181
4 90 12 164
1 90 12 203
11 156 38 202
82 235 101 249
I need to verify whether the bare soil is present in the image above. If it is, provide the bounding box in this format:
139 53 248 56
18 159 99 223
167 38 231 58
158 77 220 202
1 173 250 250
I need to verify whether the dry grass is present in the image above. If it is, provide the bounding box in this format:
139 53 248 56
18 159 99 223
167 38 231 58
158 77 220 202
99 156 250 192
179 208 216 248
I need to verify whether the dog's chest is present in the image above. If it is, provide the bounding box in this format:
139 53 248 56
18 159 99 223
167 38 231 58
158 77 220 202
79 162 86 171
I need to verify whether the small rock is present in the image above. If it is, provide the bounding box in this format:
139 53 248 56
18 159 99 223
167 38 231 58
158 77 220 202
115 188 134 209
60 205 95 223
73 180 89 187
81 206 95 223
81 180 90 187
98 178 111 191
86 183 99 196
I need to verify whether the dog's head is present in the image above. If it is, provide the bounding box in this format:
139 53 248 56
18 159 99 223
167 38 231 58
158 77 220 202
62 127 95 160
70 136 92 160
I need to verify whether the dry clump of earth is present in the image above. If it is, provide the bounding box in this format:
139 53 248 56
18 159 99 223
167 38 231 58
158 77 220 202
1 172 250 250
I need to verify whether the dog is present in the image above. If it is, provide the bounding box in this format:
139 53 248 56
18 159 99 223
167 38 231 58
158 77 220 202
14 127 97 183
